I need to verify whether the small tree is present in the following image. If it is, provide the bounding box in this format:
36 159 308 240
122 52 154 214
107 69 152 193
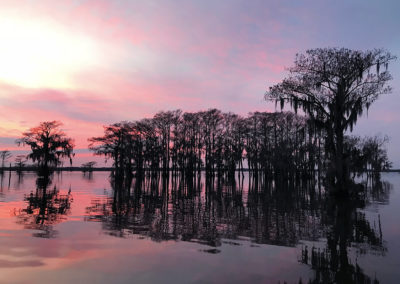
266 48 396 191
82 161 97 172
0 150 11 171
15 155 27 172
362 135 391 172
16 121 74 173
88 122 134 176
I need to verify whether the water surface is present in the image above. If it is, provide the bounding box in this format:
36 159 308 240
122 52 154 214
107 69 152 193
0 172 399 283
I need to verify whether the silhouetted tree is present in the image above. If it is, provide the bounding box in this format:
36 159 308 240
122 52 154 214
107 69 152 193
88 122 135 177
153 110 181 172
16 121 74 174
81 161 97 172
266 48 396 193
345 135 391 177
362 135 391 172
202 109 223 172
0 150 11 172
14 155 27 173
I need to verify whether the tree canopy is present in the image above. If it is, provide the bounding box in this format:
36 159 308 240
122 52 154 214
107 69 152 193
265 48 396 190
266 48 395 132
16 121 74 171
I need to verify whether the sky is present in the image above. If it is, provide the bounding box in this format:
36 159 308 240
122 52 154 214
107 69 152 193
0 0 399 167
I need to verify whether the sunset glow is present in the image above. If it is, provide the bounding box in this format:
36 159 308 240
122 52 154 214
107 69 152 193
0 2 400 283
0 0 399 166
0 18 99 89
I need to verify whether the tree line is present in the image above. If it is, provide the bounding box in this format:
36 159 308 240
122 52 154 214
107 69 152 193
0 47 395 196
1 110 390 178
88 109 391 178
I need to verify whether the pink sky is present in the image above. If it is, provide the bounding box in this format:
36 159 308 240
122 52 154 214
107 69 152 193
0 0 399 166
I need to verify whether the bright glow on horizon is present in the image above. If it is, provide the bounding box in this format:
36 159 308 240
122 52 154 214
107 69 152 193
0 18 99 89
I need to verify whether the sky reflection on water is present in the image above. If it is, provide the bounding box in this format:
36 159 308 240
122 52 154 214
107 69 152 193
0 171 399 283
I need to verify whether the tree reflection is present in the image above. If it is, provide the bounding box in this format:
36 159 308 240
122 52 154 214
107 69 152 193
85 173 389 282
299 179 389 283
14 174 73 238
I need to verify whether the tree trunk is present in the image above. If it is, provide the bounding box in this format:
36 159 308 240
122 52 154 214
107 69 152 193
334 125 349 195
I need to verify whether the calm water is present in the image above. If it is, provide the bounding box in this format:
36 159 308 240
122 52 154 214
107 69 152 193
0 172 399 283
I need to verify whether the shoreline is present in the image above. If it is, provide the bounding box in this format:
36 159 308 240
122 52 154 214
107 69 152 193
1 167 399 173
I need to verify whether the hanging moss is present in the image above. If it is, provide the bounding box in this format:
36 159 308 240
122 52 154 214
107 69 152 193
376 61 380 75
294 98 298 114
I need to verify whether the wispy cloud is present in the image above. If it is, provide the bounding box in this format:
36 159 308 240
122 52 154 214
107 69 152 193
0 0 399 164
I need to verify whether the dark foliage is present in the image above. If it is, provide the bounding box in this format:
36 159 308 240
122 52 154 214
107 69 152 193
265 48 396 192
89 109 390 183
16 121 75 173
14 155 27 173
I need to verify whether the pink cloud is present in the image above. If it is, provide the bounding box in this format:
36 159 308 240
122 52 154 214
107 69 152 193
0 0 398 167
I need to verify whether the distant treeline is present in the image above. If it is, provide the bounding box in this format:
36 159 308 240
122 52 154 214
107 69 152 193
0 166 114 172
88 109 390 176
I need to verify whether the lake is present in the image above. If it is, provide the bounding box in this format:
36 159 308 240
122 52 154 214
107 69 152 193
0 171 399 283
